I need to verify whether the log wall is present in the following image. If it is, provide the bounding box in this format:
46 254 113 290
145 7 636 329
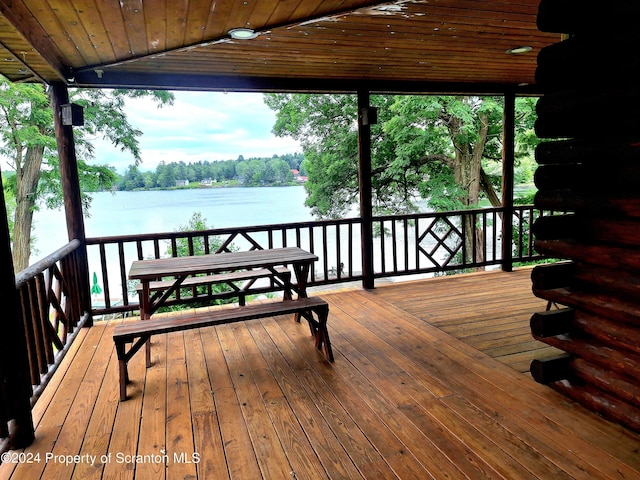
531 0 640 431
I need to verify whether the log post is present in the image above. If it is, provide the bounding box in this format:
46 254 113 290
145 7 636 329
358 88 375 289
530 309 573 338
0 172 35 448
49 82 93 326
530 355 572 384
501 90 515 272
530 261 575 290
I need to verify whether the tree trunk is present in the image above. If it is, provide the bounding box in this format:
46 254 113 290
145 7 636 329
13 144 44 272
449 106 489 265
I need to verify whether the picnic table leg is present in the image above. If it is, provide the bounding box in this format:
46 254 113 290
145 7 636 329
282 270 293 301
292 262 311 322
139 281 153 368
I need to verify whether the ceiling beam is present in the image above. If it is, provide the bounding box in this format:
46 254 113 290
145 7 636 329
71 70 541 96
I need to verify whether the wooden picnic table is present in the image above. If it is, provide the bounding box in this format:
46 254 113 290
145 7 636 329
129 246 319 321
117 248 331 399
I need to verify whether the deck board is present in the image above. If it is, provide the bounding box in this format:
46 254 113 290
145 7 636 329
1 268 639 480
372 268 562 372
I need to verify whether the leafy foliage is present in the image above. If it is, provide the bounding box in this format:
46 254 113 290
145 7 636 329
264 93 538 219
169 211 225 257
161 211 237 310
116 153 304 190
0 78 174 269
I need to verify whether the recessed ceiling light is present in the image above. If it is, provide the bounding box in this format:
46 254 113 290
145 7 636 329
229 28 258 40
506 46 533 54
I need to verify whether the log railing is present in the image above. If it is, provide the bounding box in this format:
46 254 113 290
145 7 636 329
13 239 90 405
85 205 544 317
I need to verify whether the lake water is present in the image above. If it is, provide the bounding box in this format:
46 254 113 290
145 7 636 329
32 186 330 304
32 186 317 262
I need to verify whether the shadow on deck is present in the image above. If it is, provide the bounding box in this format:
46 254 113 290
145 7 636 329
1 268 639 479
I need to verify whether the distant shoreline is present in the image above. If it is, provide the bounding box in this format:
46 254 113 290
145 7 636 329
101 181 306 193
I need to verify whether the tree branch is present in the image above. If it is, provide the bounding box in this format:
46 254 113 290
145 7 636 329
370 153 454 177
480 167 501 208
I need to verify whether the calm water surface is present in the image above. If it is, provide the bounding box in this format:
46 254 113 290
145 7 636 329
32 186 324 303
32 186 314 263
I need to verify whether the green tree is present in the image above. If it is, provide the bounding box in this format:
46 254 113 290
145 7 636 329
268 158 294 184
170 211 220 257
166 211 236 308
1 173 15 242
264 93 537 260
143 170 158 189
120 165 145 190
156 161 177 188
0 79 174 270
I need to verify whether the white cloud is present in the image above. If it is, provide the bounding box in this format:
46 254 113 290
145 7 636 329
93 91 300 172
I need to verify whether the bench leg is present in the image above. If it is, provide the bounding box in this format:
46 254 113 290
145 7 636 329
145 339 152 368
313 306 334 362
115 342 129 401
283 274 293 301
118 360 128 401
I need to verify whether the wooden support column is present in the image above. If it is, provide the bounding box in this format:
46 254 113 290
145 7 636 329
0 173 35 449
358 88 375 289
501 90 515 272
49 82 92 326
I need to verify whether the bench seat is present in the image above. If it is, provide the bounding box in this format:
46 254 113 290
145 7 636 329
137 266 292 307
114 297 333 400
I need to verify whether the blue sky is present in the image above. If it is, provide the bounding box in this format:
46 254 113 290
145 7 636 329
93 91 301 173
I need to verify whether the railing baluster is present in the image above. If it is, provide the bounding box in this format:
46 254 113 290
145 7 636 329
391 219 398 274
99 243 111 308
118 242 128 307
414 216 420 271
348 222 353 277
335 224 342 279
35 273 54 365
26 281 46 376
19 288 39 386
403 217 409 272
379 219 386 275
528 206 535 257
493 210 498 262
322 224 328 281
482 211 488 262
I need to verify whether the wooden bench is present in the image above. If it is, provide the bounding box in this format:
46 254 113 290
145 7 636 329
136 266 292 308
113 297 333 400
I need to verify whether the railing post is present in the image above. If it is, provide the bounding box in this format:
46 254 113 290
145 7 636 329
358 88 375 289
501 90 516 272
0 173 35 449
50 82 93 325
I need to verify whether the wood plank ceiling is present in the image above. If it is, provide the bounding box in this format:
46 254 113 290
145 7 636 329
0 0 558 93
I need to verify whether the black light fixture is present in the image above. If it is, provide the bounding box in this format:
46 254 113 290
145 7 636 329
61 103 84 126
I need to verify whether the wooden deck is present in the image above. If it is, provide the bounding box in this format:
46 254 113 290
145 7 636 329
2 268 639 480
372 268 562 373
